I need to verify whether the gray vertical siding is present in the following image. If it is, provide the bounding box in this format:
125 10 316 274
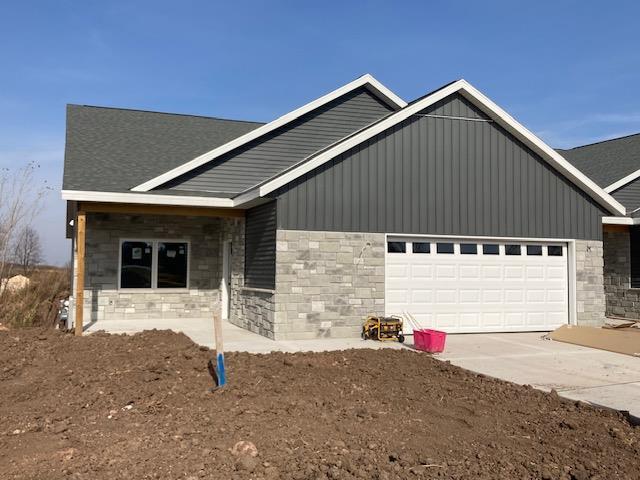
245 201 276 289
612 177 640 212
275 94 607 240
164 87 395 194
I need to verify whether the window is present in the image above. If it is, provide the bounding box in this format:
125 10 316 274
436 243 454 254
120 241 153 288
412 242 430 253
547 245 563 257
157 242 188 288
483 244 499 255
120 239 189 289
526 245 543 256
387 241 406 253
505 244 521 256
460 243 477 255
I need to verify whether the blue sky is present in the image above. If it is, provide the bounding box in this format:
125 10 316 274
1 0 639 264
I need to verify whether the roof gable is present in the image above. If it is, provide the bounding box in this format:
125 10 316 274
131 74 406 192
159 86 396 195
253 80 625 216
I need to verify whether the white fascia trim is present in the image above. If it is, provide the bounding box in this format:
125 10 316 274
602 216 637 225
258 79 626 217
61 190 236 208
604 168 640 193
131 74 406 193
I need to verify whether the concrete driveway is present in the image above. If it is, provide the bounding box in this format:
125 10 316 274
437 332 640 420
86 318 640 420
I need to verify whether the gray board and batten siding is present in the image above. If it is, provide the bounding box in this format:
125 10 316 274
244 201 277 290
162 87 396 195
275 93 608 241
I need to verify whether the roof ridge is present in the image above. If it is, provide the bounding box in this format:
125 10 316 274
67 104 264 125
564 131 640 151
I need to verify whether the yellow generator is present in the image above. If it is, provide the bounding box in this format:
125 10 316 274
361 315 405 343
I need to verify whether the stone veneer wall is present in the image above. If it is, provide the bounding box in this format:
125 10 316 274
603 227 640 319
575 239 606 326
273 230 385 340
73 212 243 322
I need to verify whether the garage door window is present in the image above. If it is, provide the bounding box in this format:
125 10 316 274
387 241 406 253
436 243 454 254
460 243 477 254
526 245 543 256
412 242 430 253
505 244 521 255
547 245 563 256
483 244 499 255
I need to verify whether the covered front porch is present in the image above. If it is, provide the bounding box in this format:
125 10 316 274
69 202 272 336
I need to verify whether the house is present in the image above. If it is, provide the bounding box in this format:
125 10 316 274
559 134 640 320
62 74 632 340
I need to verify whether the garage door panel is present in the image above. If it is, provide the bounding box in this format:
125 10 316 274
482 265 503 279
459 265 480 279
483 289 503 303
386 237 569 333
410 264 433 279
436 265 456 278
459 289 481 303
411 289 433 303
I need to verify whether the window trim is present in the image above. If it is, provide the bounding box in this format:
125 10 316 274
118 238 191 291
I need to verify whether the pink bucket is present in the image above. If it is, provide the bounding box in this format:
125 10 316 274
413 329 447 353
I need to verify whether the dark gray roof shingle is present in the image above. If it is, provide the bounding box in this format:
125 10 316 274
558 133 640 189
62 105 263 194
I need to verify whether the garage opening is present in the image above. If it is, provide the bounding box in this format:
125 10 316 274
385 237 569 333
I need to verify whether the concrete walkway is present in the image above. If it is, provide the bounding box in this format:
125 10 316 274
85 318 640 419
438 332 640 420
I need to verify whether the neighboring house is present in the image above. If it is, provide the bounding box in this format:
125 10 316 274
560 134 640 320
62 74 629 339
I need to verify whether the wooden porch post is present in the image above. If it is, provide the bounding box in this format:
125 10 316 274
75 211 86 336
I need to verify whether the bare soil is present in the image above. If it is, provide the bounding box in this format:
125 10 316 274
0 328 638 480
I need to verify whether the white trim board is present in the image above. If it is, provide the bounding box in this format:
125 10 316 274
605 168 640 193
602 216 638 225
255 79 626 216
130 74 406 192
62 189 236 208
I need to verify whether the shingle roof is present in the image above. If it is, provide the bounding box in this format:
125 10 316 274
557 133 640 189
62 105 263 194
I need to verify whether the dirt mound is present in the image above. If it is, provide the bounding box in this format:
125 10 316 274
0 328 638 479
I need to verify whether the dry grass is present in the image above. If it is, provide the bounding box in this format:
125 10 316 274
0 268 70 328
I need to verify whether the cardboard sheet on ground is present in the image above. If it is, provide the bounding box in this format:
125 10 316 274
549 324 640 357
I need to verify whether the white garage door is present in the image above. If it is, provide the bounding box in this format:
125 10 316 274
385 238 569 333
